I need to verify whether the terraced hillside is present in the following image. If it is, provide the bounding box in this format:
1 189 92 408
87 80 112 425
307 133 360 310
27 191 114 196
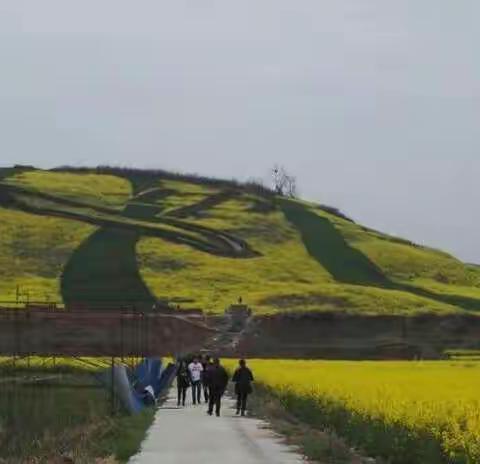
1 166 479 315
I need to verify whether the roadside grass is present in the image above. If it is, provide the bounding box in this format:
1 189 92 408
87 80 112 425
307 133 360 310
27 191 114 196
0 385 155 464
100 408 156 463
4 170 132 209
0 358 155 463
0 207 95 302
225 379 375 464
231 359 480 464
1 381 108 458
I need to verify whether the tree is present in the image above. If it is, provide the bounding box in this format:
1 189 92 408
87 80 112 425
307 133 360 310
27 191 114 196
272 164 297 198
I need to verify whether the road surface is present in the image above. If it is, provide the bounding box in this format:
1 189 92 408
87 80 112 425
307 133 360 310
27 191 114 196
128 389 305 464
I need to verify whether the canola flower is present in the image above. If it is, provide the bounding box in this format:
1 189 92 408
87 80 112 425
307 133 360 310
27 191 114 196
226 360 480 464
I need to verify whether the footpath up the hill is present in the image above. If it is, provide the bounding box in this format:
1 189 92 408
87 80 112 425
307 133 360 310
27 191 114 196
128 390 304 464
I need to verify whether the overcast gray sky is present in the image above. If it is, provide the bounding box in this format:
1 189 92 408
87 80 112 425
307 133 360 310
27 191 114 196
1 1 479 263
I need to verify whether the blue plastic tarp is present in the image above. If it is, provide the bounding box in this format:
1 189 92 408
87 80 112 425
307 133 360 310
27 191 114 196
133 358 164 395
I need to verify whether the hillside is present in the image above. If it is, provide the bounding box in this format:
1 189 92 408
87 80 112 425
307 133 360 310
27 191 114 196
1 166 479 315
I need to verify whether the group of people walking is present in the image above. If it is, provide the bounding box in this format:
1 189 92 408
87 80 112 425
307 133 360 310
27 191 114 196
176 356 254 417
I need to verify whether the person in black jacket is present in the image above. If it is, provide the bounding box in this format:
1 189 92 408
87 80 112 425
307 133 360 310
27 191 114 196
201 355 212 402
176 360 190 407
232 359 254 416
207 358 229 417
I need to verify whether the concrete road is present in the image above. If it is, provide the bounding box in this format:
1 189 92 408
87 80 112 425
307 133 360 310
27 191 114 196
128 390 305 464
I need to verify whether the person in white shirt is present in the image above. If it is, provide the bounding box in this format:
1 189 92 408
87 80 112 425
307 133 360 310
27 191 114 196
188 357 203 405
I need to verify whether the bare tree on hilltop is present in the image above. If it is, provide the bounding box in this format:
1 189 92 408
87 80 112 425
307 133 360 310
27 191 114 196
272 164 297 198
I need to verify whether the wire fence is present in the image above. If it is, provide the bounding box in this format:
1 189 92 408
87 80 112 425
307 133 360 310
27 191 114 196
0 355 115 459
0 297 211 459
0 299 152 460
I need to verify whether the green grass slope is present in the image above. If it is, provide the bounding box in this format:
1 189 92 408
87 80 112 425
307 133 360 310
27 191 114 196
0 166 479 314
4 169 131 208
0 206 95 302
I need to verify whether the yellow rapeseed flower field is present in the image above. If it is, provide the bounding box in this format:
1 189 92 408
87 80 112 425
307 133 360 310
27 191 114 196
228 360 480 464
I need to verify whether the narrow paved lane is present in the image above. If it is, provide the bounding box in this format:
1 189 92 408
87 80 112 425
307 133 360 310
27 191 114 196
128 390 305 464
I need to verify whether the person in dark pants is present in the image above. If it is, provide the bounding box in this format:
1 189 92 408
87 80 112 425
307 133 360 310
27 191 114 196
201 355 212 402
207 358 229 417
232 359 254 416
176 360 190 407
188 357 203 405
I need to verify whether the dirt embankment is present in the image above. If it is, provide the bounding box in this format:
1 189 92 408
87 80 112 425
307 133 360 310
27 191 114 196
229 312 480 359
0 308 215 357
